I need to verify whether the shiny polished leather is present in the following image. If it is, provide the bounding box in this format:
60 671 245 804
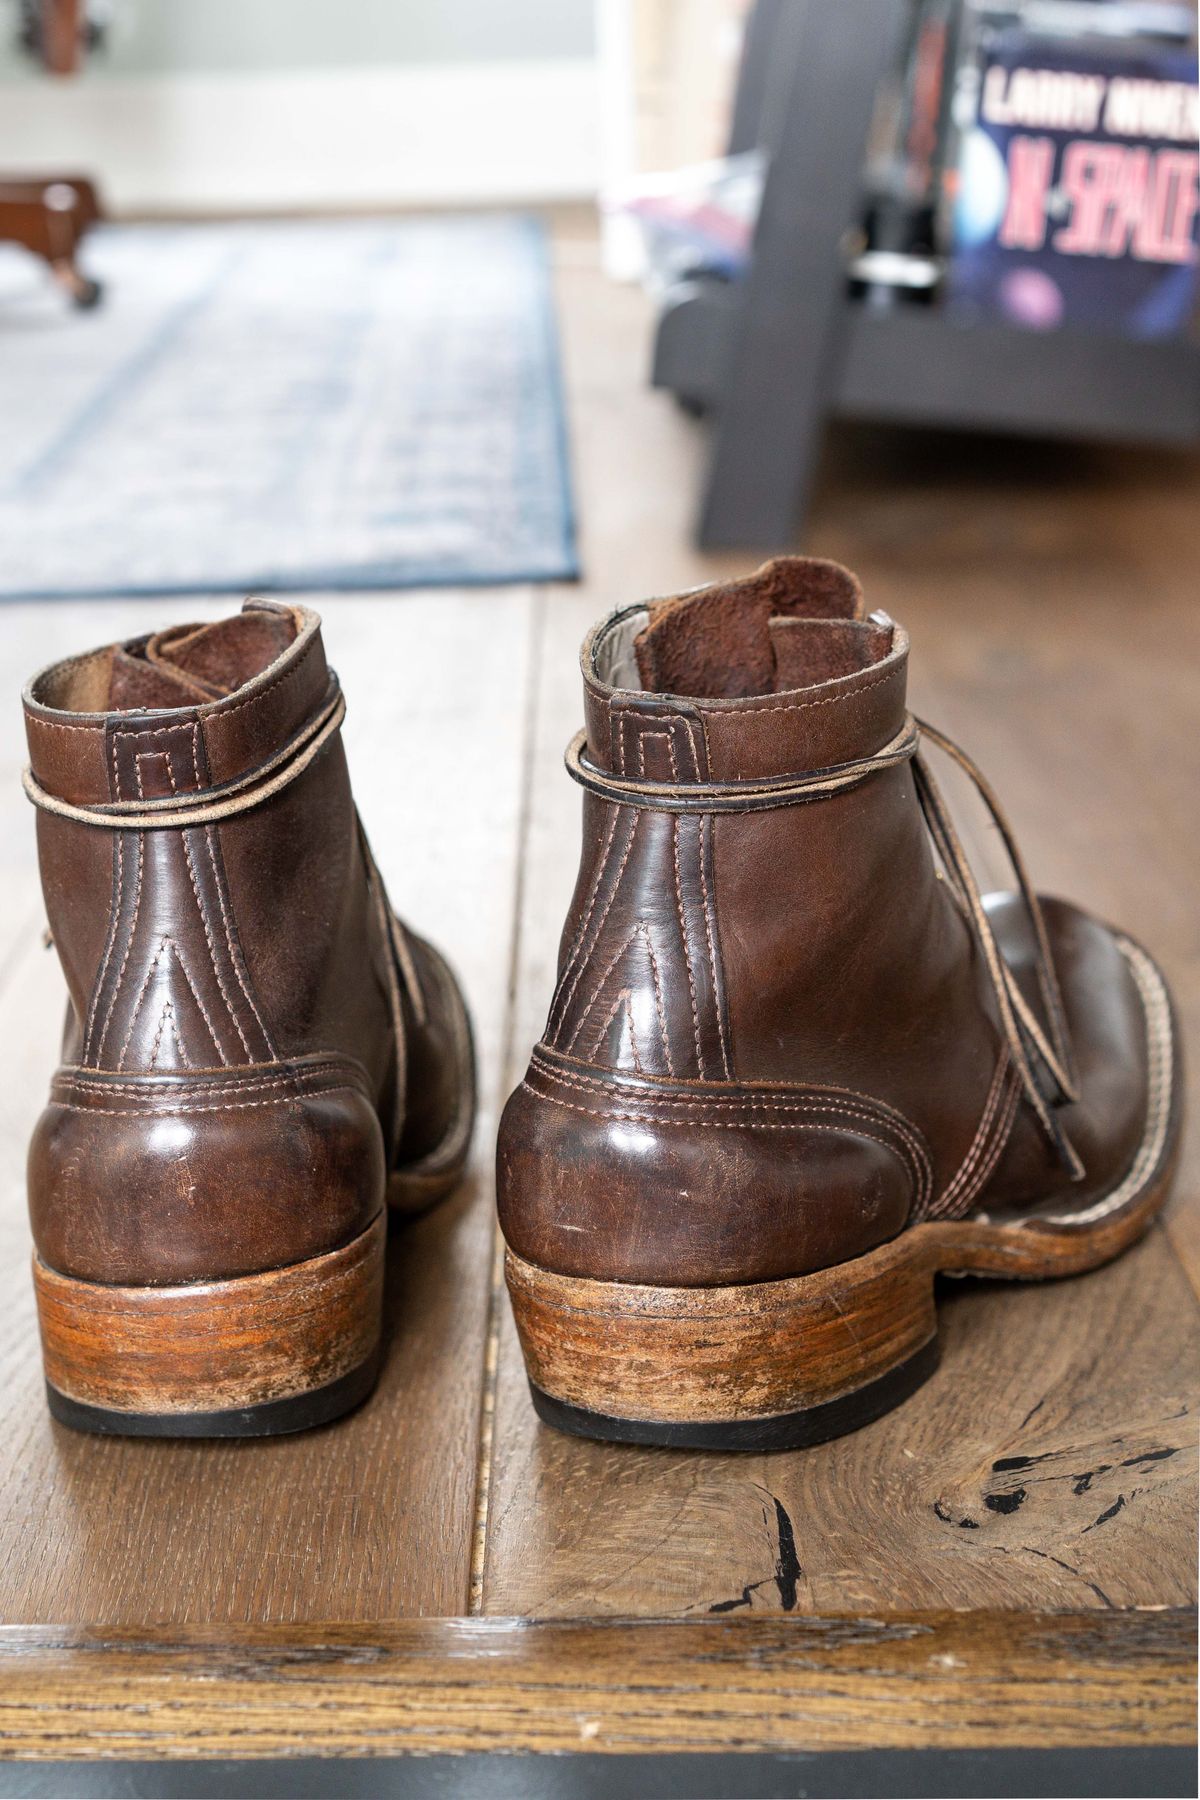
26 598 472 1285
498 558 1157 1285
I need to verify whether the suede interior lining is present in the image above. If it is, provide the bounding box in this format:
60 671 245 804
36 602 301 715
768 617 890 689
624 557 889 700
143 610 297 700
32 648 116 715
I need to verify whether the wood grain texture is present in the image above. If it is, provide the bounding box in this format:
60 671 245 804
479 228 1200 1619
0 1612 1191 1759
0 220 1193 1763
0 588 533 1622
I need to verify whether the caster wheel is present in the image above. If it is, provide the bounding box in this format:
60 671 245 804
71 276 103 310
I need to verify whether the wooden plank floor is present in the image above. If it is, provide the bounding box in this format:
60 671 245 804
0 589 534 1622
0 220 1195 1756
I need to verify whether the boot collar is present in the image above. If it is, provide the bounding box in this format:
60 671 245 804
24 599 331 808
580 557 909 783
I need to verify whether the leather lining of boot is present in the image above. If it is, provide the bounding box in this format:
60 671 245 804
594 557 895 701
592 608 651 692
33 601 302 714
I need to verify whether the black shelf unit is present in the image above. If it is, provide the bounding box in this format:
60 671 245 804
650 0 1200 549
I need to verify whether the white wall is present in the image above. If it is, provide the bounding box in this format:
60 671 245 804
0 0 596 76
0 0 601 211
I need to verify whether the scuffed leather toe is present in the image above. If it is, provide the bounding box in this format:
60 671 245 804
978 894 1169 1217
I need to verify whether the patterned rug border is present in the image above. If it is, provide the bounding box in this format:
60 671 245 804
0 214 579 601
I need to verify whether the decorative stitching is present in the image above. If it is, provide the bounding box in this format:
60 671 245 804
532 1048 927 1114
158 730 255 1061
184 721 274 1058
716 665 900 721
548 803 620 1035
53 1085 363 1118
583 988 644 1074
525 1084 927 1203
27 716 107 735
115 936 226 1071
956 1079 1020 1215
635 730 680 782
928 1051 1010 1217
528 1058 935 1202
568 921 642 1051
640 925 675 1079
528 1057 932 1201
180 826 254 1058
55 1064 366 1100
92 743 146 1063
678 717 703 780
147 999 190 1071
550 807 638 1038
111 721 198 745
672 816 705 1077
623 998 643 1075
530 1054 928 1140
83 827 124 1059
58 1075 354 1103
697 813 731 1080
205 824 275 1049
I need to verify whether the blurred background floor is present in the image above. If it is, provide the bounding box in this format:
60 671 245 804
0 213 1195 1635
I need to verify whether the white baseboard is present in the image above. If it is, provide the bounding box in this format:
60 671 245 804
0 60 601 213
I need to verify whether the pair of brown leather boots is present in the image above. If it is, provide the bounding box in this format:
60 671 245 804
22 561 1179 1448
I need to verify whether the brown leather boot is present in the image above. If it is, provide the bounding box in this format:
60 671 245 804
498 558 1180 1450
24 599 474 1436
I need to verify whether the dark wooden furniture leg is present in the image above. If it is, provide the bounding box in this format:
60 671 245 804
697 0 907 549
0 176 102 307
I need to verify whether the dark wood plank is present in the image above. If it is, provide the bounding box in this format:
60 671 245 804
0 589 533 1623
484 1230 1195 1616
0 1612 1191 1758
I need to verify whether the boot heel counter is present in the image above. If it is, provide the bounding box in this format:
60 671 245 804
29 1063 385 1284
497 1051 926 1286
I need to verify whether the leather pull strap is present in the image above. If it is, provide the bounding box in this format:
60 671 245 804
23 681 345 829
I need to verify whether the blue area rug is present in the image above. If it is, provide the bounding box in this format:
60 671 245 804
0 215 577 597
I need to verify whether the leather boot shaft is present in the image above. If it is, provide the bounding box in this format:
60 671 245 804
499 558 1160 1287
25 600 471 1288
498 557 1179 1452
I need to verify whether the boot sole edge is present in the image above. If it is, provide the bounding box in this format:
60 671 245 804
34 1211 386 1438
508 1166 1174 1454
46 1348 381 1438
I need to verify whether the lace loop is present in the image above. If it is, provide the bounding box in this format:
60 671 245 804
564 716 920 812
911 719 1082 1180
22 685 346 830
